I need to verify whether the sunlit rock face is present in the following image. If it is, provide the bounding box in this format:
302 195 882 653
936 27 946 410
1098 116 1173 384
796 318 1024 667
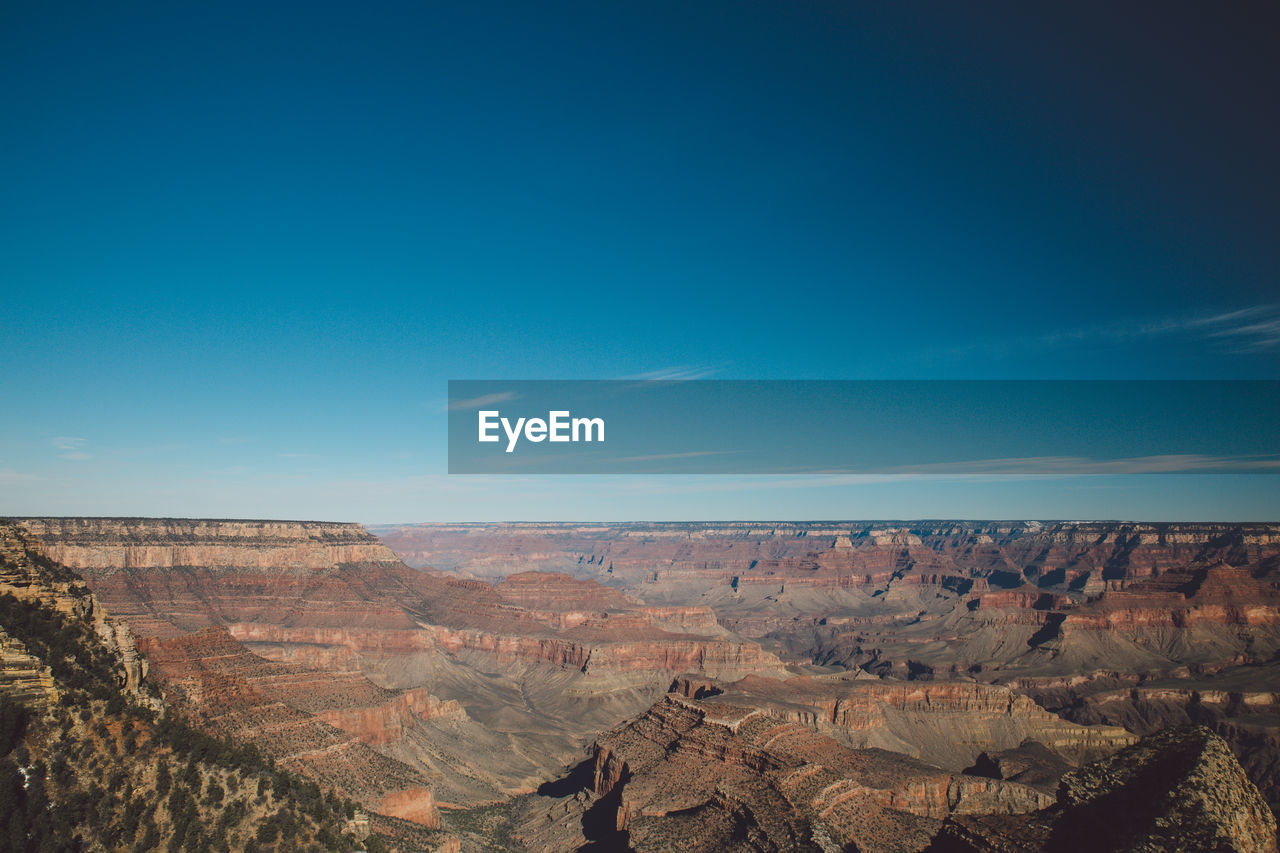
18 516 1280 846
376 519 1280 821
18 517 791 816
589 693 1056 853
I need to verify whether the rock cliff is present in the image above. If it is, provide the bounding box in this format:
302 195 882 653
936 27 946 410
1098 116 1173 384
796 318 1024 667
932 726 1277 853
17 517 791 815
0 522 155 706
589 694 1054 852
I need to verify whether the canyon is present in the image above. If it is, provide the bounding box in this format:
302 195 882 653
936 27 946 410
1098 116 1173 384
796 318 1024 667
379 521 1280 835
9 517 1280 851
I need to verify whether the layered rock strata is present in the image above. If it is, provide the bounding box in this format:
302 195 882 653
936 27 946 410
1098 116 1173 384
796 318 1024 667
589 694 1054 852
932 726 1277 853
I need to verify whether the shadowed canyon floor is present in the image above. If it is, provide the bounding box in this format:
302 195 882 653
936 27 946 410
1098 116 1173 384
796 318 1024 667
9 518 1280 851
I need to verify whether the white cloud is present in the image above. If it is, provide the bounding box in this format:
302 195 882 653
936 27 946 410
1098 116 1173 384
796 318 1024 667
446 391 520 411
943 303 1280 360
626 365 722 381
50 436 91 461
1207 315 1280 352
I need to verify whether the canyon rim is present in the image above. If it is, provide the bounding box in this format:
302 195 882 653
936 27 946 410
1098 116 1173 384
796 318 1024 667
3 517 1278 851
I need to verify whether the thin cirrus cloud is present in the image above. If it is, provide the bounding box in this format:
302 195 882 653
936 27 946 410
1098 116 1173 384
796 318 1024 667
446 391 521 411
625 365 723 381
946 304 1280 359
863 454 1280 476
1038 305 1280 350
51 436 91 461
1205 310 1280 352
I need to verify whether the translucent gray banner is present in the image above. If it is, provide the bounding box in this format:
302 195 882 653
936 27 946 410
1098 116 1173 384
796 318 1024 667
447 380 1280 475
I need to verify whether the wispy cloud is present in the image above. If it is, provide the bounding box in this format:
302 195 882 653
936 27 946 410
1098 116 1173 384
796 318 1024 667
625 365 723 381
447 391 520 411
611 450 734 463
872 454 1280 476
51 436 91 461
1205 312 1280 352
947 304 1280 360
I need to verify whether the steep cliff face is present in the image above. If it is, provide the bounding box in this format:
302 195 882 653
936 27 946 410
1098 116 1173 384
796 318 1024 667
135 625 452 824
1027 667 1280 818
377 519 1280 827
22 517 399 572
374 521 1280 591
707 675 1135 770
21 517 422 639
933 727 1278 853
24 518 783 683
0 520 453 853
495 571 633 612
589 694 1053 853
375 521 1280 679
19 518 792 815
0 630 58 705
0 523 155 706
313 687 464 745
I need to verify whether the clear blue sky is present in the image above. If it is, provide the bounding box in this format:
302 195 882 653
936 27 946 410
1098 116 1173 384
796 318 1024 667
2 1 1278 521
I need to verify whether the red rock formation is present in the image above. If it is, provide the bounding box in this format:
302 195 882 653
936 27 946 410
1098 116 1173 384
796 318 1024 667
590 694 1054 852
495 571 632 612
374 521 1280 592
1066 563 1280 630
135 626 450 825
18 518 791 816
375 787 440 828
702 674 1135 769
314 687 464 745
935 727 1278 853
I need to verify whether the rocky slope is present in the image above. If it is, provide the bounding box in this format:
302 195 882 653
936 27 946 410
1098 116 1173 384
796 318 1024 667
510 700 1272 853
683 674 1135 771
15 518 790 813
587 693 1054 852
377 520 1280 822
134 625 460 823
25 519 783 682
16 517 1280 850
932 726 1277 853
373 521 1280 592
0 520 456 852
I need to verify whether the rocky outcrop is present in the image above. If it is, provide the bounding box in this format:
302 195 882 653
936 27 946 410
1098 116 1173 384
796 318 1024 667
135 625 451 825
21 517 400 572
26 519 783 683
374 521 1280 683
708 675 1135 770
1028 672 1280 818
313 687 465 744
22 518 790 817
0 630 58 705
1065 563 1280 630
375 787 441 828
495 571 632 613
0 522 155 706
933 727 1278 853
373 521 1280 591
590 694 1053 852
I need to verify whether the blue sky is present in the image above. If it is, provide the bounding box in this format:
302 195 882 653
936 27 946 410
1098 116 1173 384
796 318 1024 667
2 1 1278 521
